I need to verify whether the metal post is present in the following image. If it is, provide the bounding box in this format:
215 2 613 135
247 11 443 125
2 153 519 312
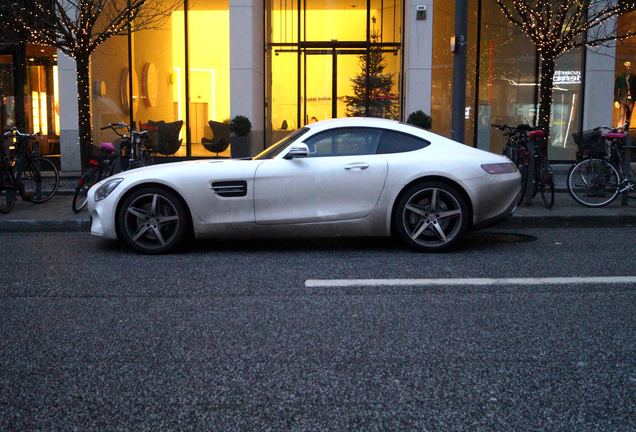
451 0 468 143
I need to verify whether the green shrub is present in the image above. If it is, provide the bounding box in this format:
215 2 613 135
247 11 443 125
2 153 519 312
230 115 252 136
406 110 432 129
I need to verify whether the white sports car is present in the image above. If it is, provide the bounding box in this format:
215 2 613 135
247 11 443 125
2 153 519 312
87 118 520 254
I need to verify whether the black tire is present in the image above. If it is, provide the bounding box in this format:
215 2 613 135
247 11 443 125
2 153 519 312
117 187 189 254
72 167 99 213
567 158 620 207
18 157 59 203
538 158 555 209
0 168 16 214
394 181 469 252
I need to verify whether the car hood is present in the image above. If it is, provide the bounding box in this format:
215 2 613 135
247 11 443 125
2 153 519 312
115 158 258 179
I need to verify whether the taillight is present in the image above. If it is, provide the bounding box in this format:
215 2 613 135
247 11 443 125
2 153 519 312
481 163 517 174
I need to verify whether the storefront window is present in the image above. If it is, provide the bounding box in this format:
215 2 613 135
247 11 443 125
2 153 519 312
550 49 583 160
474 0 536 153
132 2 186 157
91 1 229 159
185 0 230 157
91 34 131 147
613 11 636 130
24 45 59 156
433 1 582 160
266 0 403 146
0 53 15 131
430 0 478 145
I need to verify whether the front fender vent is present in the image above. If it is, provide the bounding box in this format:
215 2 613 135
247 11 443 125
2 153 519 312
211 180 247 197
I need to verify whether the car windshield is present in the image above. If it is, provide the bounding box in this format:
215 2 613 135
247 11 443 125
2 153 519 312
252 127 309 160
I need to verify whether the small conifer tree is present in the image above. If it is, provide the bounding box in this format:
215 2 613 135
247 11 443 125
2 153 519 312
344 27 398 119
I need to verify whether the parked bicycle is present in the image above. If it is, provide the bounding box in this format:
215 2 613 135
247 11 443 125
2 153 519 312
492 123 555 208
0 128 60 214
116 122 153 170
71 122 152 213
567 126 635 207
71 141 116 213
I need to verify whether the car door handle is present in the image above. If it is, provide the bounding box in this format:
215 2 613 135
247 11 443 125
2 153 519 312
344 163 369 171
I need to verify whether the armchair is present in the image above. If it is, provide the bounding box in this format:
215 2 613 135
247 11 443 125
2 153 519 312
202 120 231 157
142 120 183 155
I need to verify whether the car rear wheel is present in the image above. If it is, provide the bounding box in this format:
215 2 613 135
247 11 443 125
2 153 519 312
394 181 469 252
117 187 188 254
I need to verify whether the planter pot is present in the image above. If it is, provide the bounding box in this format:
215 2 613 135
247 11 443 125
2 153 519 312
230 135 251 159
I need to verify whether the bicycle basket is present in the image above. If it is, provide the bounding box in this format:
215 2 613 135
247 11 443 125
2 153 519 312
572 129 606 158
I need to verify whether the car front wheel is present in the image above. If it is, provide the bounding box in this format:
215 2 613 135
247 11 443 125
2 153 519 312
117 187 189 254
394 181 469 251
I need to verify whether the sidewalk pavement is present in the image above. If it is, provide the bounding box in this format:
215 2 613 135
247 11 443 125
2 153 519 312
0 190 634 233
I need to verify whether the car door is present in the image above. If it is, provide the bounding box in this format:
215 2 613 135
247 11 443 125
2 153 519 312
253 127 388 225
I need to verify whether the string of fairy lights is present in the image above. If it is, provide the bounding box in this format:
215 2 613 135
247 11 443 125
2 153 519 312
3 0 636 154
1 0 172 165
495 0 636 133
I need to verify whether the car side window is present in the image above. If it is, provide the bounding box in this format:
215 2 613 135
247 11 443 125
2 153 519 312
377 130 430 154
304 128 381 157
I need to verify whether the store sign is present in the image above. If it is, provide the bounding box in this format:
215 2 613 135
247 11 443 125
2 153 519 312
554 70 581 85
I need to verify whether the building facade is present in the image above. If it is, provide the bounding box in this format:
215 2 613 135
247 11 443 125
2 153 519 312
1 1 634 171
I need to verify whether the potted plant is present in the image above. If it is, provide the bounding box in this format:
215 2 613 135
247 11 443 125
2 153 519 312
230 115 252 158
406 110 432 130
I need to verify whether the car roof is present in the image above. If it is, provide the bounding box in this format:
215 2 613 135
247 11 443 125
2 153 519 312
304 117 432 139
306 117 400 130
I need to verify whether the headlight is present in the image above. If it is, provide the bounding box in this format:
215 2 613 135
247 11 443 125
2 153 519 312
94 178 123 201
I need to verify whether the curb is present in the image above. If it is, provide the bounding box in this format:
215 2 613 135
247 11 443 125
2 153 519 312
0 215 634 233
0 219 90 233
498 214 636 229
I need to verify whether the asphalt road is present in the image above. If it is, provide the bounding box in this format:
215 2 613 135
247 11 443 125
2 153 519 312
1 228 635 431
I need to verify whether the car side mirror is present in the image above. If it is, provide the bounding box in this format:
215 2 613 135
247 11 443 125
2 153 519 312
284 143 309 159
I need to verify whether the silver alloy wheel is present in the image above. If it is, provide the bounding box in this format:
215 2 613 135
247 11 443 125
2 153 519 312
123 193 181 250
401 187 463 248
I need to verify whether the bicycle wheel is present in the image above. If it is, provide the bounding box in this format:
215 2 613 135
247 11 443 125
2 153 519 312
538 158 555 209
622 162 636 200
503 144 516 164
19 157 60 203
72 167 99 213
517 161 528 205
0 168 16 214
567 158 620 207
128 148 153 170
140 147 153 166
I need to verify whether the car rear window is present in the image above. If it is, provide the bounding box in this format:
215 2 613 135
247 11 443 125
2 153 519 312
377 130 430 154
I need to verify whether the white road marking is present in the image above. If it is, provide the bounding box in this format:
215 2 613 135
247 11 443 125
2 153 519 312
305 276 636 288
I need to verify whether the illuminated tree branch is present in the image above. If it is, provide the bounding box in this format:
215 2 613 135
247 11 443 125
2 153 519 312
494 0 636 145
0 0 178 167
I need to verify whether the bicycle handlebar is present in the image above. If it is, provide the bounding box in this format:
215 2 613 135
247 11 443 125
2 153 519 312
100 122 129 131
491 123 536 131
3 128 39 140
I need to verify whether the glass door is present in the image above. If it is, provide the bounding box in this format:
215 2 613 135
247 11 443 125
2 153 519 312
302 48 366 123
303 50 333 124
266 0 403 146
